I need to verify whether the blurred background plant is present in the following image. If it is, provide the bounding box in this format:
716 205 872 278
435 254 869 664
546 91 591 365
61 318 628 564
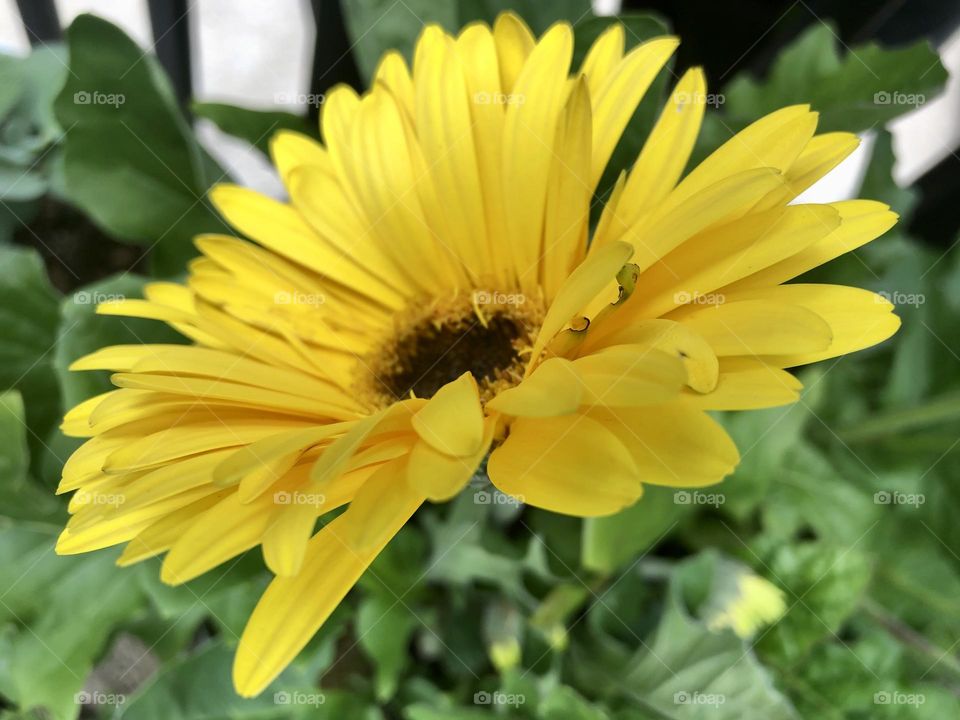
1 0 959 718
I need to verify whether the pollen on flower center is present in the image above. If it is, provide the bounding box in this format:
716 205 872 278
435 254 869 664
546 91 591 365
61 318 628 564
366 291 543 406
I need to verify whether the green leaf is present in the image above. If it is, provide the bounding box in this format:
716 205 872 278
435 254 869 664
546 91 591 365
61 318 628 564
192 101 320 155
622 589 799 719
118 640 329 719
54 14 226 275
0 525 145 720
0 246 62 459
343 0 458 82
0 391 62 522
723 23 949 132
357 594 419 701
582 485 686 574
756 542 872 666
538 686 611 720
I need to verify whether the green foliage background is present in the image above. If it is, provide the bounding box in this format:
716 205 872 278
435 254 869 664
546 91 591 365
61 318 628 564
0 3 957 718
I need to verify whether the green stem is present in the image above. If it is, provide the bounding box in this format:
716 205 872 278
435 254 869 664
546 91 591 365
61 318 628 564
863 597 960 679
840 391 960 443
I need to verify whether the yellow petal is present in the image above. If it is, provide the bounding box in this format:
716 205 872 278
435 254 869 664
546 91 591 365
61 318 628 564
587 403 739 487
583 319 719 393
579 23 624 100
412 372 484 456
684 358 801 410
725 200 898 291
261 501 318 576
488 358 582 417
487 413 640 516
233 491 420 697
720 284 900 366
573 347 686 406
408 418 495 501
590 36 679 187
618 67 707 225
531 240 633 364
675 300 833 357
492 11 535 94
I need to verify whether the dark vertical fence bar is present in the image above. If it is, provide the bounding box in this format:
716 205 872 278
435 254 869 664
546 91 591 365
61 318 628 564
15 0 60 44
308 0 363 121
147 0 193 109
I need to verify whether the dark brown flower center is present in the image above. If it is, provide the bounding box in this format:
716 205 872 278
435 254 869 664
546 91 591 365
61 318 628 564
365 293 544 407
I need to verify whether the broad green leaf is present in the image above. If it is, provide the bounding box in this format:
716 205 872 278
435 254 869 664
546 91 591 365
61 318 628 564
539 686 611 720
357 595 418 701
0 526 145 720
723 24 949 132
343 0 458 82
582 485 687 574
193 101 320 155
622 589 799 719
0 246 62 459
54 15 226 275
118 641 332 719
0 391 62 522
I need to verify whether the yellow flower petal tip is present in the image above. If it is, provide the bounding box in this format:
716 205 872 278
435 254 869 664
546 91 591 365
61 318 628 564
55 10 899 696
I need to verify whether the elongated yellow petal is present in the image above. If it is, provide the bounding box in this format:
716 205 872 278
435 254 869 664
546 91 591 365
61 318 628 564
590 36 679 187
618 67 706 225
721 284 900 366
580 23 624 100
675 300 833 357
233 491 421 697
492 11 535 94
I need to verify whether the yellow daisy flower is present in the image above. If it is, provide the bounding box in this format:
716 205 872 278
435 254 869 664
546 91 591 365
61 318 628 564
55 12 899 697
